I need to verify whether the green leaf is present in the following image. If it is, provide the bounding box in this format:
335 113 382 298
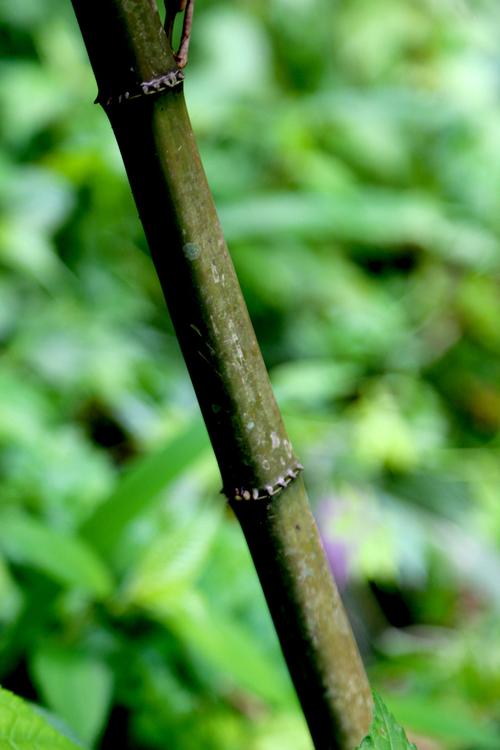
356 693 417 750
164 596 292 707
0 510 113 598
80 419 209 560
0 686 83 750
124 505 221 609
30 645 113 748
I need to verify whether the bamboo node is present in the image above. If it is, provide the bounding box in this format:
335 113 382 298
98 68 184 107
227 461 304 503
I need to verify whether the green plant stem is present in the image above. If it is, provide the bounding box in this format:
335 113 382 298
69 1 373 746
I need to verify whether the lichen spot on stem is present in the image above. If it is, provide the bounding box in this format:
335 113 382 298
183 242 200 260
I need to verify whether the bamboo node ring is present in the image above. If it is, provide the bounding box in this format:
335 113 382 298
227 462 304 503
98 68 184 106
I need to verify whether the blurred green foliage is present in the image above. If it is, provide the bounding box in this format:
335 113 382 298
1 0 500 747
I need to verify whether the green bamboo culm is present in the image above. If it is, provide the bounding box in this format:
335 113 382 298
69 1 373 746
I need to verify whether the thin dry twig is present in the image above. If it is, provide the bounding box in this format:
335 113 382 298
165 0 195 68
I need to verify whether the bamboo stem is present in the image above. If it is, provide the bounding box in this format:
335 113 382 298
69 1 373 746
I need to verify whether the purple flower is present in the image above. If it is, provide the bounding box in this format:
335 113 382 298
317 497 355 591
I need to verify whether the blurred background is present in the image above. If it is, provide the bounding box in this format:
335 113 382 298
1 0 500 747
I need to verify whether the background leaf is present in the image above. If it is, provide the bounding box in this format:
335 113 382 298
0 510 113 598
164 596 293 707
80 419 209 561
30 646 112 748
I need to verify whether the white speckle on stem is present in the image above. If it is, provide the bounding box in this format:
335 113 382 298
211 262 220 283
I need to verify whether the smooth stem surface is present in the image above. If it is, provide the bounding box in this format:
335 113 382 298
70 1 373 746
234 477 372 748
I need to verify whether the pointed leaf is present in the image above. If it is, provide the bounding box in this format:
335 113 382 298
357 693 417 750
80 419 209 559
0 686 83 750
30 646 113 747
